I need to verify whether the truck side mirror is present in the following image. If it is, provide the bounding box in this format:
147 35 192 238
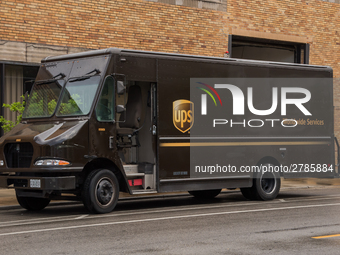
116 105 125 113
117 81 125 95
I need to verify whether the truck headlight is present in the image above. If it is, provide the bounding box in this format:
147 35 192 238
34 159 70 166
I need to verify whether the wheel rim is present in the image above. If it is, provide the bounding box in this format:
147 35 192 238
260 172 277 194
95 177 114 207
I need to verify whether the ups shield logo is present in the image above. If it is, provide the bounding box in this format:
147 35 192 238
173 100 194 133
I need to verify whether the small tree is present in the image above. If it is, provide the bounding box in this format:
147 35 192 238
0 95 26 133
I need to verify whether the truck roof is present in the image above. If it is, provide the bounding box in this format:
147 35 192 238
41 47 332 73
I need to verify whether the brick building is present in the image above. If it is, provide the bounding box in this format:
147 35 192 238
0 0 339 135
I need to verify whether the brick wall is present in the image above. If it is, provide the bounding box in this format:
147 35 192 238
0 0 227 56
226 0 340 136
228 0 340 76
1 0 338 73
1 0 340 134
1 0 339 70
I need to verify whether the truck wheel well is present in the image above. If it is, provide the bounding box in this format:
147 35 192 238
257 156 282 176
82 159 129 193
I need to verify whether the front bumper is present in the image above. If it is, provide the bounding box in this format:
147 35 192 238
0 175 76 190
0 166 83 173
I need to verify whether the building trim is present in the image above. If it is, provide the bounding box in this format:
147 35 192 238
231 28 311 44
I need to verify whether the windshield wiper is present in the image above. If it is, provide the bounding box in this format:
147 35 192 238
69 69 100 82
69 69 101 83
35 73 66 85
85 69 101 76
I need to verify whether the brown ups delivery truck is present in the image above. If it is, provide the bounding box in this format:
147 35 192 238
0 48 337 213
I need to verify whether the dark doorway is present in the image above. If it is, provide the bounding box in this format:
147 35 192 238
228 35 309 64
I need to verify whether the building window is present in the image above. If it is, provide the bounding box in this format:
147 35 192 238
0 62 39 135
228 35 309 64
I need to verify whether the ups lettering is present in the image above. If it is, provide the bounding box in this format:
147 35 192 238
174 110 193 128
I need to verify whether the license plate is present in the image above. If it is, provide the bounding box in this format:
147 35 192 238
30 179 41 188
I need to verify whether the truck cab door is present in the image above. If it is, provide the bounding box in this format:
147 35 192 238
91 76 118 159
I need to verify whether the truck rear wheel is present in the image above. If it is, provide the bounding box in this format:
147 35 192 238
188 189 221 199
82 169 119 214
16 191 50 211
254 170 281 200
241 164 281 201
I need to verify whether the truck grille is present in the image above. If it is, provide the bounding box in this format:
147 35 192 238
4 143 34 168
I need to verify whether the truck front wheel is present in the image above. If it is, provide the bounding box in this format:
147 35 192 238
16 192 50 211
82 169 119 214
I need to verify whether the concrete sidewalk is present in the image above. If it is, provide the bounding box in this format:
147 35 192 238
0 189 16 206
1 178 340 207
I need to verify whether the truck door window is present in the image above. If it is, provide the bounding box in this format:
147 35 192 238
22 79 64 118
56 76 100 116
95 76 115 122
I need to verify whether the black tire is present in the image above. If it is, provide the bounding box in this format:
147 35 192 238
241 163 281 201
253 169 281 200
188 189 221 199
16 191 50 211
82 169 119 214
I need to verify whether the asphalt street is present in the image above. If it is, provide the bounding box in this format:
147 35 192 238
0 183 340 254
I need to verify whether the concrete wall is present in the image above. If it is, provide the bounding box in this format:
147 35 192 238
0 40 91 64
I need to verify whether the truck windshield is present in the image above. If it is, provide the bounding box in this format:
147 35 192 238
56 75 100 116
22 79 65 118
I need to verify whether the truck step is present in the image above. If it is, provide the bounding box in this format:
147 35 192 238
126 173 145 177
131 190 157 195
123 164 139 174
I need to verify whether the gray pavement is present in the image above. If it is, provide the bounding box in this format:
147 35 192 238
1 184 340 254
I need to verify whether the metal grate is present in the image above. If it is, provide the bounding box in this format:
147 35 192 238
4 143 33 168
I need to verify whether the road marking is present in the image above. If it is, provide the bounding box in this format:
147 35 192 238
75 214 89 220
0 215 81 226
1 194 340 228
0 201 265 228
0 201 264 228
312 234 340 239
1 202 340 237
279 199 286 202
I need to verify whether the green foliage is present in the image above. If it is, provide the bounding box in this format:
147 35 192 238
0 93 83 133
58 94 82 115
25 92 82 117
24 92 56 117
0 95 26 133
